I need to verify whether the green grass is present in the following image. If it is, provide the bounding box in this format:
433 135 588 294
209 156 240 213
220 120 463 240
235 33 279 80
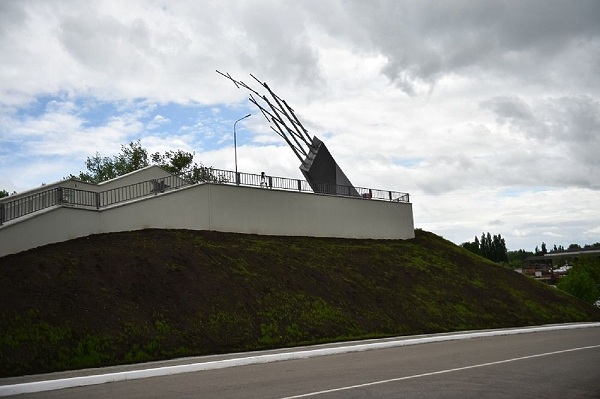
0 228 599 377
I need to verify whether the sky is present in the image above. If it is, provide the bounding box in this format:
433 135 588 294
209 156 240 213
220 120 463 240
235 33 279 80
1 0 599 251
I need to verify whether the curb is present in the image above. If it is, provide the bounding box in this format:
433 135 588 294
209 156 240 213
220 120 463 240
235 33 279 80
1 322 599 396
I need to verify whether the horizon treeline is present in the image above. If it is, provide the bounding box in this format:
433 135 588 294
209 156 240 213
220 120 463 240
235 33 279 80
461 232 508 263
461 232 600 266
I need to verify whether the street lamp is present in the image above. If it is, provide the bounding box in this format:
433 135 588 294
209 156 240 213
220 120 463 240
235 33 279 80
234 113 251 183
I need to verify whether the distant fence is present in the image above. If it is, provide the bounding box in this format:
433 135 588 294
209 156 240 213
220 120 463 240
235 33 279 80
209 169 409 203
0 168 409 226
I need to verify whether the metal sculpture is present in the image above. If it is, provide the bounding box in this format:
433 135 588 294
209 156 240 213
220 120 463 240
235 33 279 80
217 70 358 196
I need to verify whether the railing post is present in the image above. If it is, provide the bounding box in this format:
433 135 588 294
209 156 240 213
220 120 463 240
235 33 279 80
0 202 4 226
57 187 63 205
96 192 101 209
388 191 392 201
236 172 240 185
297 179 302 191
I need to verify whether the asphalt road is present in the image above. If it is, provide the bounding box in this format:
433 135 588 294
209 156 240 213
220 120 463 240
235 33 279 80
4 325 600 398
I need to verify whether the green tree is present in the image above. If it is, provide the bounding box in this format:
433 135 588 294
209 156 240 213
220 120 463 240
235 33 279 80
507 248 533 269
461 232 508 263
76 141 149 183
557 256 600 305
507 249 534 262
461 236 479 255
0 190 9 199
74 142 225 184
492 234 508 263
485 232 493 259
151 149 227 184
152 150 194 175
479 232 489 260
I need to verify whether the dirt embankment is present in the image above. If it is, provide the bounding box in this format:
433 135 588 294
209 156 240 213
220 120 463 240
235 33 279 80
1 228 598 377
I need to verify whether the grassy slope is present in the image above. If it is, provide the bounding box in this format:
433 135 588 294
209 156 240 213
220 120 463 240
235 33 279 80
1 228 599 377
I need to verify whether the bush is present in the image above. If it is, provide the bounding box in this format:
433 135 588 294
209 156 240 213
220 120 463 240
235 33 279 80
557 256 600 305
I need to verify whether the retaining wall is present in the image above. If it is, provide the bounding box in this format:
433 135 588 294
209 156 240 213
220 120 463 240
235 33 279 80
0 183 415 257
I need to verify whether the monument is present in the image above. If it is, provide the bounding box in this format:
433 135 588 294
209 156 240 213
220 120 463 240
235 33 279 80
217 71 358 197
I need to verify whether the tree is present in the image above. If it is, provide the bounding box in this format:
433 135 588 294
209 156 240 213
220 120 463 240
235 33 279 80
76 141 149 183
461 237 479 255
0 189 17 198
557 256 600 305
74 142 225 184
492 234 508 263
507 249 534 269
151 149 227 184
152 150 194 175
461 232 508 263
507 249 533 262
478 232 490 260
534 242 548 256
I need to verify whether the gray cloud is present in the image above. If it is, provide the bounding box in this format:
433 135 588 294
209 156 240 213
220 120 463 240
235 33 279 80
333 0 600 94
481 96 534 125
481 95 600 188
59 14 150 76
0 1 27 36
236 3 323 88
1 0 599 250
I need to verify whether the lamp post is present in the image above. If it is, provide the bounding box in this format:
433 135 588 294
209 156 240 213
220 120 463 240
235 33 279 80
234 113 251 184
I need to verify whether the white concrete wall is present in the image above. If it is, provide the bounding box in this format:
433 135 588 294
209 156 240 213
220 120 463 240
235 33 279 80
0 183 414 258
94 165 182 192
0 166 188 224
0 166 177 202
0 207 101 257
204 184 414 239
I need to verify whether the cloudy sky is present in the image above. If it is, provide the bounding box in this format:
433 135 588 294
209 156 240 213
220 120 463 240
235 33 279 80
1 0 599 251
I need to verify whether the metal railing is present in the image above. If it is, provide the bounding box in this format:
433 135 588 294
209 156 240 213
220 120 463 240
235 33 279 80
0 188 62 224
0 174 192 225
210 169 409 203
0 168 409 226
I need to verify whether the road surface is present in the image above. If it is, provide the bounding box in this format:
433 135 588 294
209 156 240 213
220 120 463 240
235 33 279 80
2 324 599 398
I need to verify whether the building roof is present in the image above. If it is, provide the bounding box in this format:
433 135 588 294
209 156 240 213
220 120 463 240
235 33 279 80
543 248 600 257
524 248 600 264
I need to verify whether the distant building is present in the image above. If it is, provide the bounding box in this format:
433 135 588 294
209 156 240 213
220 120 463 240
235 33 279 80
522 248 600 284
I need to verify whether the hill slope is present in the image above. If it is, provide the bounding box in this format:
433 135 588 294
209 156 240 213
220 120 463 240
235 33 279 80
1 228 599 377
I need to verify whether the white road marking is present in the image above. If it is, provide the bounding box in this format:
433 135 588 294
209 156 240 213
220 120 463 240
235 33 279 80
278 344 600 399
0 323 599 396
